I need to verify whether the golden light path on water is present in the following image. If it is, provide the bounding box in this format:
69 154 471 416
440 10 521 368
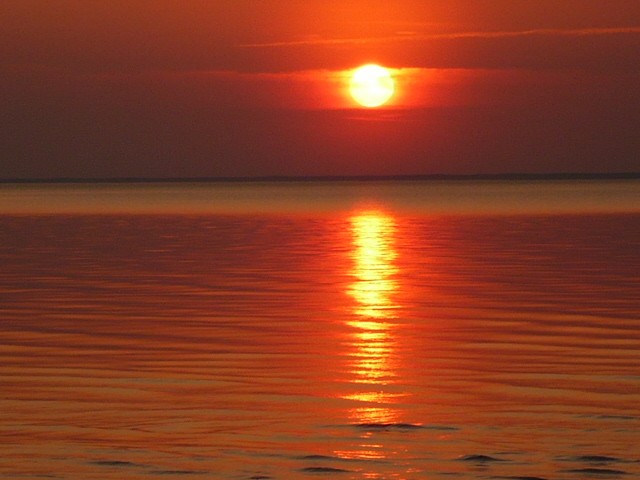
348 213 399 320
340 210 407 462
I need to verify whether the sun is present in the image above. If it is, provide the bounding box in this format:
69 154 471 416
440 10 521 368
350 64 395 108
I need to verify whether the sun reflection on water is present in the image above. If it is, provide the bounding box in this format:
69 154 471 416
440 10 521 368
349 213 398 319
344 211 404 428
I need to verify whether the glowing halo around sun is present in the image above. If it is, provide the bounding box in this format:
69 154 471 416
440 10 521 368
349 64 395 108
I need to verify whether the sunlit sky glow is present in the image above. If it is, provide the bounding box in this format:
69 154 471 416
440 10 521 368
1 1 639 178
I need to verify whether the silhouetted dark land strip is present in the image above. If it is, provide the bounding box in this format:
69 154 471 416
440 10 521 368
2 172 639 184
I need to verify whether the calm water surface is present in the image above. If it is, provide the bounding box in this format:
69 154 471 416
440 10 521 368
1 181 639 479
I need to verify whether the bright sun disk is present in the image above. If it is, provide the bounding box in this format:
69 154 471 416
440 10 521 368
350 64 395 108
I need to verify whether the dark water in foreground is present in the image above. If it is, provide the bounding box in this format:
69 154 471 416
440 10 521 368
1 181 639 479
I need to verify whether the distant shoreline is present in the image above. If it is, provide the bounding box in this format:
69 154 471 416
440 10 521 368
2 172 639 184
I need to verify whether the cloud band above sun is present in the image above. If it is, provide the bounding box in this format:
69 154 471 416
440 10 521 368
239 26 640 49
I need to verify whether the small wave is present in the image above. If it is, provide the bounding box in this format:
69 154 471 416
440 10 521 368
424 424 459 431
5 475 61 479
353 422 424 431
597 415 637 421
89 460 142 468
564 468 628 476
557 454 637 465
574 456 623 464
296 454 363 464
578 414 638 421
493 476 548 480
90 459 206 476
148 470 208 476
457 454 506 463
300 466 351 474
298 455 341 461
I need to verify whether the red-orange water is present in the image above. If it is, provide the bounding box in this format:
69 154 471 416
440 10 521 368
1 183 639 479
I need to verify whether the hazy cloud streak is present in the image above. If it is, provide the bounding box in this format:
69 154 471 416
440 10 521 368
240 26 640 48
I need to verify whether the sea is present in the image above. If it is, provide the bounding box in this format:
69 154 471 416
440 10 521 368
1 179 639 480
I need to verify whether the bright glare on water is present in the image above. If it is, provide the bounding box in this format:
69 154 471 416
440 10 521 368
0 181 639 479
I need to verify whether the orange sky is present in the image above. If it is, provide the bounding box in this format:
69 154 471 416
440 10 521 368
1 1 639 178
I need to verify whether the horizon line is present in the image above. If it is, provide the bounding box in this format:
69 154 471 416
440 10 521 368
1 172 639 185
